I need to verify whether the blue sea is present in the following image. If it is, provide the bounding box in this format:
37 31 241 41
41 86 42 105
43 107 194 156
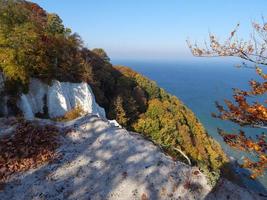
112 58 267 194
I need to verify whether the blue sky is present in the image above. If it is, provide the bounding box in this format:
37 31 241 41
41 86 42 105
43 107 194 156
31 0 267 61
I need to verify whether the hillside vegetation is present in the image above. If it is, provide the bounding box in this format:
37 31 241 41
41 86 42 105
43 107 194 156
0 0 230 183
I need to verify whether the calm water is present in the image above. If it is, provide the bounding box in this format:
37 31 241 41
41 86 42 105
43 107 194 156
112 59 267 193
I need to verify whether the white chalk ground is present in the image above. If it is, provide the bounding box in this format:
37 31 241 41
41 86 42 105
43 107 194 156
0 115 262 200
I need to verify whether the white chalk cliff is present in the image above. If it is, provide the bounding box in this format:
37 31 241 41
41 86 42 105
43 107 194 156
17 79 106 120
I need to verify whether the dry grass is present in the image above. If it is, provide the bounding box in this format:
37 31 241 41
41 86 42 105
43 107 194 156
54 105 85 122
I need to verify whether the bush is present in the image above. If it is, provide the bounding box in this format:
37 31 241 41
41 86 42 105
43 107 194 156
53 105 84 122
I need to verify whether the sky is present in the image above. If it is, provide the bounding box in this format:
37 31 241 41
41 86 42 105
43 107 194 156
30 0 267 61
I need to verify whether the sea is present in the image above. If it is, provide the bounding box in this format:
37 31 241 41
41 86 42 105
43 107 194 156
112 58 267 194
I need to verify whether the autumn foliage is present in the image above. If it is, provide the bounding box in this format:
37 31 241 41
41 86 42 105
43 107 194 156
188 20 267 178
113 66 229 185
0 0 93 92
53 105 85 122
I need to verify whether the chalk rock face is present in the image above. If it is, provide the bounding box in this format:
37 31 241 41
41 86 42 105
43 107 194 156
17 94 35 120
108 119 122 128
17 79 106 120
26 78 48 115
47 80 106 118
47 81 71 118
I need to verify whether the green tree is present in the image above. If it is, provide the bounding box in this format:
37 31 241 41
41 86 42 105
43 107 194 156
0 0 38 84
46 13 65 35
111 95 128 126
92 48 110 62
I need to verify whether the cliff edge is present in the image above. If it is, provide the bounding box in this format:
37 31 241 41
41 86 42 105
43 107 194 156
0 115 260 200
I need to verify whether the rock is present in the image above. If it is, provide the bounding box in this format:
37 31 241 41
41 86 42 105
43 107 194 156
16 79 106 120
25 78 48 115
17 94 35 120
17 79 48 119
47 81 106 119
108 120 122 128
47 80 71 118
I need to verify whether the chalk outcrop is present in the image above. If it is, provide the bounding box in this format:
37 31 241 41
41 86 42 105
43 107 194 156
16 79 106 120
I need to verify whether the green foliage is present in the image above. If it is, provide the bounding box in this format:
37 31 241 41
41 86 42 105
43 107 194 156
0 0 93 92
111 66 229 182
92 48 110 62
115 66 162 99
0 1 36 84
132 96 228 171
0 0 30 29
46 13 65 34
110 95 128 126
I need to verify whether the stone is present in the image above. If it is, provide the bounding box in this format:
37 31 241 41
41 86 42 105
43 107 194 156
16 79 106 120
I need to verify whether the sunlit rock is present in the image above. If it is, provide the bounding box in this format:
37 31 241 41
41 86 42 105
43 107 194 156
16 79 106 120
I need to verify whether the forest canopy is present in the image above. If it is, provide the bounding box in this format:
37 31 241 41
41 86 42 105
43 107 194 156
0 0 92 89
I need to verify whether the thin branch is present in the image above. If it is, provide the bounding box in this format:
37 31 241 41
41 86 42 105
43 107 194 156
173 147 192 166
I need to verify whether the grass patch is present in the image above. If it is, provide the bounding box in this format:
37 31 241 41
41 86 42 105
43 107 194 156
53 105 85 122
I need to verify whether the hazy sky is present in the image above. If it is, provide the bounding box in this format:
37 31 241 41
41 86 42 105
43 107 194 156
31 0 267 61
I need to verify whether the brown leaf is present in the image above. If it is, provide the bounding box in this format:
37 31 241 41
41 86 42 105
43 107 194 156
141 193 149 200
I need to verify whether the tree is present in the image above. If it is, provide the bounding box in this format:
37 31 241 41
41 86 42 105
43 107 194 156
188 20 267 179
0 0 93 88
91 48 110 62
0 0 38 84
110 95 128 126
46 13 65 35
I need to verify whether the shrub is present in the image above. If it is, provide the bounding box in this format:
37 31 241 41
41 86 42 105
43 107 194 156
54 105 84 122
